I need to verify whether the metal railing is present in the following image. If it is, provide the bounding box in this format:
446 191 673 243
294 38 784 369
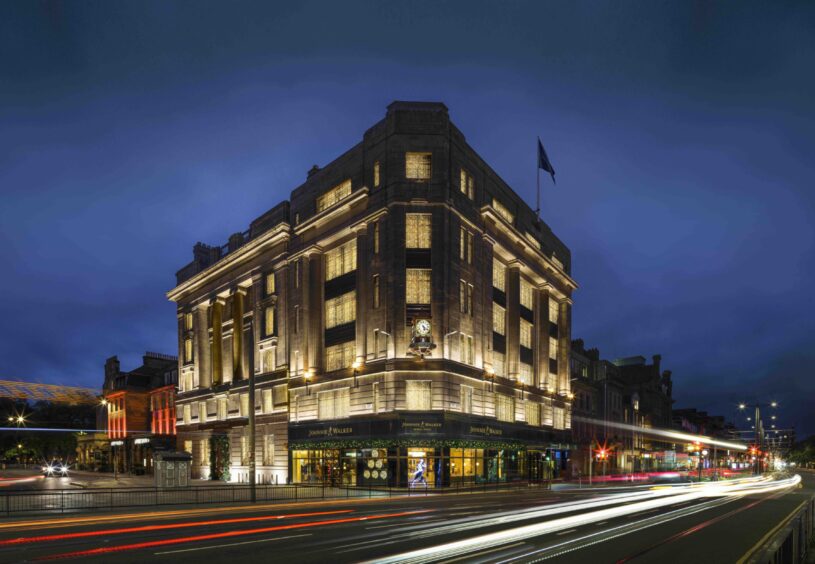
743 495 815 564
0 480 547 516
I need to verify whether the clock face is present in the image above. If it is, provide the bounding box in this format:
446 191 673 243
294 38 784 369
415 319 431 336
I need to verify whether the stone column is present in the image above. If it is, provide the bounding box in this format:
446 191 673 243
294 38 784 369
535 286 549 390
211 297 225 386
251 273 263 375
355 225 368 363
195 302 211 388
505 261 521 381
232 287 246 381
304 251 324 374
558 299 572 395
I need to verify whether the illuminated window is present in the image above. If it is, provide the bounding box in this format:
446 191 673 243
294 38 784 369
524 232 541 250
316 179 352 212
459 227 473 264
265 272 275 295
495 393 514 422
184 338 193 363
549 337 558 361
325 291 356 329
325 341 355 372
263 433 275 465
554 406 565 430
325 239 357 281
406 269 431 304
520 319 533 349
459 334 474 365
273 384 287 406
526 401 540 426
493 303 506 335
264 306 275 337
493 259 506 291
318 388 350 420
492 198 514 224
373 221 380 254
405 152 431 181
461 385 473 414
542 399 554 426
459 280 473 315
262 388 273 413
549 299 559 324
373 275 380 308
406 380 431 410
520 278 534 310
519 362 533 385
492 351 506 378
373 161 380 188
460 169 474 199
406 213 432 248
184 312 193 331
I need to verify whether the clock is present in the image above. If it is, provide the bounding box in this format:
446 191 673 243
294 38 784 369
415 319 431 336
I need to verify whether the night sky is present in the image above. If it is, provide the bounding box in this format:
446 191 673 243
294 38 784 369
2 2 813 436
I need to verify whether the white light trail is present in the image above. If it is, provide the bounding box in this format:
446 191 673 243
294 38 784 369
573 416 748 450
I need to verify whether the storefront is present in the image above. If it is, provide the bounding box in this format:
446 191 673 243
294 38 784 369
288 413 571 487
108 435 176 475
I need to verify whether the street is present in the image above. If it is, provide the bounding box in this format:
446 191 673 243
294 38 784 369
0 472 810 563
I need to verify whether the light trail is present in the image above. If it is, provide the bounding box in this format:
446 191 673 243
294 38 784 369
368 475 801 564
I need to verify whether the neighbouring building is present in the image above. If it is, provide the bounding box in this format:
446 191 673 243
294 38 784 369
168 101 577 486
102 352 179 474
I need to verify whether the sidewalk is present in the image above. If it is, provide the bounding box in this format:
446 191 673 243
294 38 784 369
67 470 228 489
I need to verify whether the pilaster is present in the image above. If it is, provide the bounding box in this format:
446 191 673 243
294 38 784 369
505 262 521 380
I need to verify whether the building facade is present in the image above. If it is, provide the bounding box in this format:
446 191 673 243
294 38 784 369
168 102 577 486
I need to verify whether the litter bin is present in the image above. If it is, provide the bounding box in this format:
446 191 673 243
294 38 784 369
154 450 192 488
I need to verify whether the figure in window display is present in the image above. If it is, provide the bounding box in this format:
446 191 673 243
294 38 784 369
410 458 427 487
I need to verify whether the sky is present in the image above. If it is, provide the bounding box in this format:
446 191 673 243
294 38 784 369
1 1 814 436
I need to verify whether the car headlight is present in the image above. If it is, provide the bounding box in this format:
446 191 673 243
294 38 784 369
46 466 53 472
42 466 48 472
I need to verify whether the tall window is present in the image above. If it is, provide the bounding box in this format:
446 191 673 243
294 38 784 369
273 384 287 406
265 272 275 295
526 401 541 426
459 227 473 264
406 381 431 410
406 269 431 304
520 279 534 309
519 362 533 385
373 275 380 308
492 303 506 335
325 239 357 281
495 393 514 422
460 168 474 199
460 334 474 365
373 161 380 188
373 221 380 254
542 399 554 426
520 319 533 349
316 179 352 212
405 152 431 181
263 433 275 465
406 213 432 248
492 198 514 224
549 337 559 361
492 351 506 378
262 348 275 373
325 341 355 372
184 338 193 363
217 397 227 421
461 385 473 414
262 388 273 413
493 259 506 291
318 388 350 420
459 280 473 315
325 291 356 328
549 299 560 324
553 406 566 430
264 306 275 337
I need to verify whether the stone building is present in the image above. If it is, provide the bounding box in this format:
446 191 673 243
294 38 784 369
167 102 577 486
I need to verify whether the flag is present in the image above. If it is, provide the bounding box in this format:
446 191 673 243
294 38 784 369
538 138 556 184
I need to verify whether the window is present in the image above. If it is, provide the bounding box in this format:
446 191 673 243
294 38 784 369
461 385 473 414
459 227 473 264
295 259 301 288
495 393 514 422
493 303 506 335
240 431 250 465
549 337 558 361
373 275 380 308
183 404 191 425
318 388 350 420
492 351 506 378
184 312 193 331
264 306 275 337
263 433 275 465
526 401 540 426
405 152 431 181
273 384 287 406
184 338 193 363
373 221 380 254
373 161 380 188
520 278 534 310
265 272 275 295
492 198 514 224
325 341 355 372
406 381 431 410
294 305 300 334
325 291 356 329
460 168 474 199
519 362 533 385
553 406 566 430
406 269 431 304
325 239 357 281
262 388 273 413
406 213 432 248
240 393 249 417
459 280 473 315
520 319 533 349
549 299 560 324
316 179 352 212
460 334 474 365
542 399 554 426
217 397 227 421
493 259 506 291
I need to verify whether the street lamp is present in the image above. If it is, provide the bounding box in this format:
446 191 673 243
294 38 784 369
485 364 495 391
352 359 362 388
304 369 313 395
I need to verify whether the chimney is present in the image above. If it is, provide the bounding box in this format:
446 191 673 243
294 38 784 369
652 354 661 375
307 164 321 178
105 356 120 378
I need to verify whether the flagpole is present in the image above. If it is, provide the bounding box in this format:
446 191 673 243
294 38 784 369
536 137 541 221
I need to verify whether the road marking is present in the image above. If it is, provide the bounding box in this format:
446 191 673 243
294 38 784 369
154 533 312 554
595 521 608 526
556 529 577 536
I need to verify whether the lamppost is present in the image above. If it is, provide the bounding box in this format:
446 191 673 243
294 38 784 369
739 401 778 473
352 359 362 388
